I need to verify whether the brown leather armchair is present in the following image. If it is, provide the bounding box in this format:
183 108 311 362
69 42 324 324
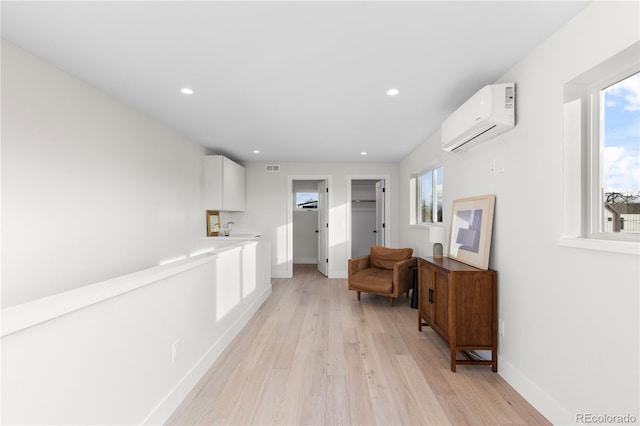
348 245 417 306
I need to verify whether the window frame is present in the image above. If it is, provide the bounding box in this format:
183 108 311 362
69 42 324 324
294 191 318 210
587 67 639 241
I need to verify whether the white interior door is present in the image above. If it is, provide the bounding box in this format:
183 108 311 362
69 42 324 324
317 180 328 276
375 180 385 246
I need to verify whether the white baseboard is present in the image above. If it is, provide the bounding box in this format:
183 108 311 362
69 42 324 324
142 284 272 425
499 356 573 425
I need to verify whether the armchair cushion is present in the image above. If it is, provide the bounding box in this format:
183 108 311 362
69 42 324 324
349 268 393 294
370 245 413 270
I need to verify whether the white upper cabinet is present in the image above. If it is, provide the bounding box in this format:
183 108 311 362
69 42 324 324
204 155 245 211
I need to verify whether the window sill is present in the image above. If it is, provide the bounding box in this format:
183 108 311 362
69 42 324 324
558 237 639 255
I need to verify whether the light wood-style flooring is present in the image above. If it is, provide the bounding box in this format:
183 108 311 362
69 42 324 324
167 264 550 425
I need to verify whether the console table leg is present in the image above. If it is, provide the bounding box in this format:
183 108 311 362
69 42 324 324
451 348 457 372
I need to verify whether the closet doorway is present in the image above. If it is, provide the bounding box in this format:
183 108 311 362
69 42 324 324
350 178 387 258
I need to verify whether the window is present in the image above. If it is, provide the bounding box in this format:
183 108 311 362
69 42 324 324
596 72 640 234
416 166 443 224
562 42 639 251
295 192 318 209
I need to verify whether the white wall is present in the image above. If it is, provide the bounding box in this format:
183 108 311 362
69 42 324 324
399 2 639 424
1 40 274 425
233 162 398 278
293 210 318 263
1 40 206 308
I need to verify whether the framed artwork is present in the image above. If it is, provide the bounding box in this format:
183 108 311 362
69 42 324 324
448 195 496 270
206 210 221 236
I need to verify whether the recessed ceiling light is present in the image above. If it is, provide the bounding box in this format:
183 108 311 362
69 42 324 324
387 88 399 96
253 150 260 154
361 151 368 156
181 88 194 95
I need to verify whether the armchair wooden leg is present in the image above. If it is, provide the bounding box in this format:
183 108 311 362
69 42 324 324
389 297 394 307
357 291 361 301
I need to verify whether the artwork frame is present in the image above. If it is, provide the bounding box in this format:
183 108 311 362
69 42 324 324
206 210 221 236
448 195 496 270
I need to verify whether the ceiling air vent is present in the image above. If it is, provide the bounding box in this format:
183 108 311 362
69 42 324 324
266 165 281 172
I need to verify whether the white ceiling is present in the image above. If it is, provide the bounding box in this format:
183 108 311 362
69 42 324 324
1 1 588 163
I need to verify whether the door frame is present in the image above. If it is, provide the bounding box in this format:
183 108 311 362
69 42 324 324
286 175 332 278
316 180 329 276
347 174 391 259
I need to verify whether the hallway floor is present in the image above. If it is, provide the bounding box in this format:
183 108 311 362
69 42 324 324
167 264 549 425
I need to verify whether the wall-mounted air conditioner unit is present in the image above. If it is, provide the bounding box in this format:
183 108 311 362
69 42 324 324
441 83 515 152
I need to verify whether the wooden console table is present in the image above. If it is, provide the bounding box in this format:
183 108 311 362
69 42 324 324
418 256 497 372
